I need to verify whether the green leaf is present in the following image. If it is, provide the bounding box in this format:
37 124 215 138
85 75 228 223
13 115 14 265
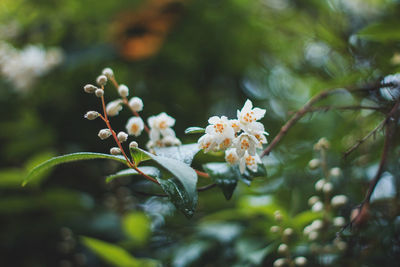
239 164 267 186
106 167 161 183
203 162 240 200
291 210 323 230
184 127 205 134
122 212 151 245
357 21 400 42
154 143 200 165
23 152 128 186
81 236 158 267
129 147 151 167
132 148 198 218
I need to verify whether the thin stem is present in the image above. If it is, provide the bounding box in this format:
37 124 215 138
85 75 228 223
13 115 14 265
195 169 210 178
261 88 347 157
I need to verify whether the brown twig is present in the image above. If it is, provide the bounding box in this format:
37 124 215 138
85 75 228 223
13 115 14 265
261 88 347 157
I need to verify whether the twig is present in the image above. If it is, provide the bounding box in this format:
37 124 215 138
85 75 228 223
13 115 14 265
261 88 347 157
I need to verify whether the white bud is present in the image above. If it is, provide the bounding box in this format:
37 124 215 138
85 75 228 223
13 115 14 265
270 225 280 233
126 117 144 136
84 84 97 93
117 131 128 143
303 225 313 235
110 147 121 155
277 244 288 254
128 97 143 112
96 75 107 86
323 182 333 194
118 84 129 97
84 111 99 120
98 129 112 140
333 216 346 227
129 141 138 149
311 219 323 230
95 89 104 97
106 99 123 116
273 258 286 267
331 195 348 207
283 228 293 237
311 201 324 212
314 137 330 150
315 179 326 191
308 158 320 169
308 196 320 206
102 67 114 79
329 167 341 177
308 231 319 240
294 256 307 266
274 210 283 221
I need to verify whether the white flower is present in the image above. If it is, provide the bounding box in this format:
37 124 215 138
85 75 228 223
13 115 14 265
308 196 320 206
239 151 261 173
237 99 266 126
311 201 324 212
96 75 107 86
117 131 128 142
333 217 346 227
102 67 114 78
331 195 348 207
110 147 121 155
129 97 143 112
106 99 123 116
98 129 112 140
148 112 175 130
129 141 138 148
161 135 181 146
126 117 144 136
244 122 269 145
225 148 239 165
229 119 241 133
198 133 218 153
84 111 99 120
205 116 235 145
294 256 307 266
118 84 129 97
234 132 261 157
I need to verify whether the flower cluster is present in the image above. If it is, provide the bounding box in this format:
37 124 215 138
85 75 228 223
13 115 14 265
198 100 268 173
0 42 63 92
83 67 180 156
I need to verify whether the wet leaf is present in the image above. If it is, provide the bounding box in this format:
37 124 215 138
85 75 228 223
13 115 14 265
154 143 200 165
203 162 240 200
106 166 161 183
129 147 151 167
184 127 205 134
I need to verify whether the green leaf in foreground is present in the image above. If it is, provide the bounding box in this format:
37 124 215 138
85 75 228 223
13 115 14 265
81 236 158 267
23 152 128 186
184 126 205 134
203 163 240 200
106 167 161 183
132 148 198 218
129 147 151 167
154 143 200 165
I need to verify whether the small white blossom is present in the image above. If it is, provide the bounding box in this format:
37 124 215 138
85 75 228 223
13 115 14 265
273 258 286 267
330 167 341 177
270 225 280 233
234 132 261 157
311 219 323 230
84 111 99 120
129 97 144 112
323 182 333 193
84 84 97 93
110 147 121 155
229 119 241 133
96 75 107 86
239 151 261 174
161 135 182 146
311 201 324 212
198 133 218 152
283 228 293 236
118 84 129 97
126 117 144 136
333 216 346 227
244 121 269 145
106 99 123 116
205 116 235 148
98 129 112 140
331 195 348 207
102 67 114 79
129 141 138 148
117 131 128 142
237 99 266 126
148 112 175 130
308 158 320 169
308 231 319 240
95 89 104 97
308 196 320 206
294 256 307 266
278 244 288 254
315 179 326 191
225 148 239 165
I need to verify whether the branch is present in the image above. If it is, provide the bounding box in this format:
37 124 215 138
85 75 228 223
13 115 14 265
261 88 347 157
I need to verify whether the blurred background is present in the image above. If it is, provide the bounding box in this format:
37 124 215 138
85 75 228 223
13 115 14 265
1 0 400 266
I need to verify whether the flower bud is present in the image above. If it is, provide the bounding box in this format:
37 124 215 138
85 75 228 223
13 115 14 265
311 201 324 212
128 97 144 112
329 167 341 177
331 195 348 207
315 179 325 191
96 75 107 86
294 256 307 266
84 84 97 93
118 84 129 97
308 196 320 206
110 147 121 155
117 131 128 143
308 158 320 169
333 216 346 227
277 244 288 254
283 228 293 237
129 141 138 149
273 258 286 267
102 67 114 79
308 231 318 240
274 210 283 221
322 182 333 194
95 89 104 97
314 137 330 150
106 99 123 116
311 219 323 230
270 225 280 233
84 111 99 120
98 129 112 140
